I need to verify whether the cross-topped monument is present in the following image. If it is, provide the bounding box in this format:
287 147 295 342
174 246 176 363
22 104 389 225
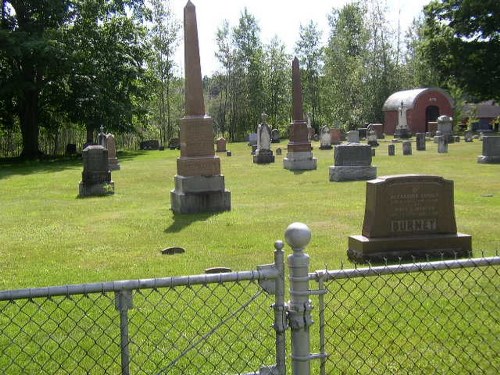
170 1 230 214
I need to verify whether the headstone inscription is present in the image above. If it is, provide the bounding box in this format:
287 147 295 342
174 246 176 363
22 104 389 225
170 1 230 214
283 57 317 170
348 175 472 262
253 113 275 164
78 146 114 197
329 144 377 182
477 136 500 163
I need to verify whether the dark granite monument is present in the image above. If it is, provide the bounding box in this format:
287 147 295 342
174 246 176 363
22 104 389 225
477 136 500 163
329 144 377 182
348 174 471 262
170 1 230 214
79 146 114 197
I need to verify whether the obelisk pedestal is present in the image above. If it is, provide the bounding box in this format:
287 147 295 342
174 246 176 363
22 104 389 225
170 1 230 214
283 57 317 171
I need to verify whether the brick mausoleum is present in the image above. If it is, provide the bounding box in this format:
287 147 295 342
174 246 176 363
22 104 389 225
382 87 454 135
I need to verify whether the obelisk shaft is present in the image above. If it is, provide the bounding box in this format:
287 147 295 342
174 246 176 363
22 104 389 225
292 57 304 122
184 1 205 116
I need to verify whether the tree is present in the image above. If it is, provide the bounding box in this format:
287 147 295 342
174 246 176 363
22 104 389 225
231 8 265 140
0 0 149 159
422 0 500 101
148 0 180 145
323 2 369 129
0 0 72 158
295 21 323 129
263 36 290 130
64 0 149 142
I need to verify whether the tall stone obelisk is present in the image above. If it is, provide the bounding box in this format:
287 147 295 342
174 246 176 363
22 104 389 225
170 1 231 214
283 57 317 170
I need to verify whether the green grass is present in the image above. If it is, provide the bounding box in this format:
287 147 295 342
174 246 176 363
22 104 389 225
0 138 499 374
0 138 499 290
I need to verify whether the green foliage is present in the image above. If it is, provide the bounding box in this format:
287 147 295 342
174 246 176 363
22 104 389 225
295 21 323 129
422 0 500 101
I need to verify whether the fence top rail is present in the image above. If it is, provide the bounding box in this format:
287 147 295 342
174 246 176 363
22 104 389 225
312 256 500 281
0 267 279 301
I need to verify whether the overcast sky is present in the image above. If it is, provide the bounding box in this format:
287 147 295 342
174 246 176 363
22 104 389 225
168 0 431 75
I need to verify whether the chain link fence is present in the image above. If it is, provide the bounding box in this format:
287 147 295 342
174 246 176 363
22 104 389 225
1 230 499 374
311 257 500 374
0 271 279 374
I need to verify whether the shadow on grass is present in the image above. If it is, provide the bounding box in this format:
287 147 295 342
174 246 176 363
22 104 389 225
165 211 217 233
0 150 147 180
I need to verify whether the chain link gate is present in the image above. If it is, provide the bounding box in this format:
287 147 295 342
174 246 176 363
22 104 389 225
1 222 500 374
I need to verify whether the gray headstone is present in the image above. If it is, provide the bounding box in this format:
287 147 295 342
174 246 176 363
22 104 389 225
388 144 395 156
79 145 114 197
478 136 500 163
319 126 332 149
416 133 426 151
402 141 412 155
436 136 448 153
329 144 376 182
346 130 360 143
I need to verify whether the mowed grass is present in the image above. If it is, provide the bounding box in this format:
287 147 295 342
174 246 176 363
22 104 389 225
0 138 499 290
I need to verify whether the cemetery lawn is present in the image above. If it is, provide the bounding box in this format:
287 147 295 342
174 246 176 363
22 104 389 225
0 139 499 290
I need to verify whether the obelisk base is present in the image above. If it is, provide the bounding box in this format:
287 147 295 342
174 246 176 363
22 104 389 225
283 151 317 170
171 175 231 214
347 233 472 263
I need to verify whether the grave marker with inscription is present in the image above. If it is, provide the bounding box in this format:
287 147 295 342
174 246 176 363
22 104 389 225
348 174 471 262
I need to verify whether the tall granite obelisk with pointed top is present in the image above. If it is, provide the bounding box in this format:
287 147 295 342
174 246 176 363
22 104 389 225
170 1 231 214
283 57 317 170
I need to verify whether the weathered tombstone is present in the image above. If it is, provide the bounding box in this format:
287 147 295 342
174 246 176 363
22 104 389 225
437 115 454 143
477 136 500 163
388 144 395 156
319 126 333 150
106 134 120 170
79 146 114 197
271 128 280 143
366 127 379 147
416 133 426 151
283 57 317 171
216 137 227 152
329 144 377 182
402 141 412 155
226 150 232 157
330 128 342 145
276 147 282 156
370 123 384 139
346 130 360 143
253 113 275 164
170 1 230 214
140 140 160 150
437 135 448 153
98 125 106 147
168 138 180 150
464 131 474 142
348 175 472 262
394 101 411 139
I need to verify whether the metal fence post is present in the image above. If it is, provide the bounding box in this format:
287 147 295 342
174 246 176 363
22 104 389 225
273 240 287 374
285 222 312 375
115 290 133 375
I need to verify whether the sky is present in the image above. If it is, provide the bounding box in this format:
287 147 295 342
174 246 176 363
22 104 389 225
168 0 431 76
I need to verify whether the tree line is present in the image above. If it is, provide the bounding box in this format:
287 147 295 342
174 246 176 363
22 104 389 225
1 0 498 159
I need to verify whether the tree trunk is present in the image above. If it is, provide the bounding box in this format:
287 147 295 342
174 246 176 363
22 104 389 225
19 89 42 159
